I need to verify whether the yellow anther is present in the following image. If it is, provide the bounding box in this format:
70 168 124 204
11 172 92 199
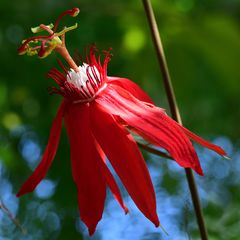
31 23 54 33
55 23 78 37
38 37 62 59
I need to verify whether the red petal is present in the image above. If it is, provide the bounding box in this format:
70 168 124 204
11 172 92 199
101 158 129 214
94 141 129 214
107 77 154 104
64 103 106 235
181 127 226 156
90 102 159 227
96 85 204 175
17 101 67 197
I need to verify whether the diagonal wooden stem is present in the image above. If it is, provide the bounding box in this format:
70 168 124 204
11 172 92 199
0 198 27 234
142 0 208 239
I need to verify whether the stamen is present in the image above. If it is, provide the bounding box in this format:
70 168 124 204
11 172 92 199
18 8 80 65
32 24 54 34
38 41 47 58
18 34 54 55
55 23 78 37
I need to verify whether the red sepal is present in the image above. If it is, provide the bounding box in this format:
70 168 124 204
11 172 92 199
96 85 204 175
17 101 67 197
90 102 159 227
107 77 154 104
181 127 226 156
97 143 129 214
64 103 106 236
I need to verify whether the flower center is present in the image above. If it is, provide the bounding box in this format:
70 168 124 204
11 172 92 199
67 63 104 100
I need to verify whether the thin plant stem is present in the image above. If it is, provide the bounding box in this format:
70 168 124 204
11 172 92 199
0 198 27 234
138 143 173 160
142 0 208 239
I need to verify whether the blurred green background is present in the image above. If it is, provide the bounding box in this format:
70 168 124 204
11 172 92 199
0 0 239 239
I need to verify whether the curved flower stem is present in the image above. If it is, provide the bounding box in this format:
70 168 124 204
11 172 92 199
142 0 208 239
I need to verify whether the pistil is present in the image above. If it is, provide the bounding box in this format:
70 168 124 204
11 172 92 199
55 41 79 73
39 24 79 72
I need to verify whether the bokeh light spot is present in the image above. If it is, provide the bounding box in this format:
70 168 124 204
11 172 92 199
35 179 57 199
20 138 41 168
2 112 21 130
123 27 146 52
46 212 61 231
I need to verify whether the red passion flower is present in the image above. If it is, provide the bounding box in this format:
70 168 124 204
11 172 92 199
17 8 226 235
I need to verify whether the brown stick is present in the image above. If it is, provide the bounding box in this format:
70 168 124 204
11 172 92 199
142 0 208 239
0 199 27 234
